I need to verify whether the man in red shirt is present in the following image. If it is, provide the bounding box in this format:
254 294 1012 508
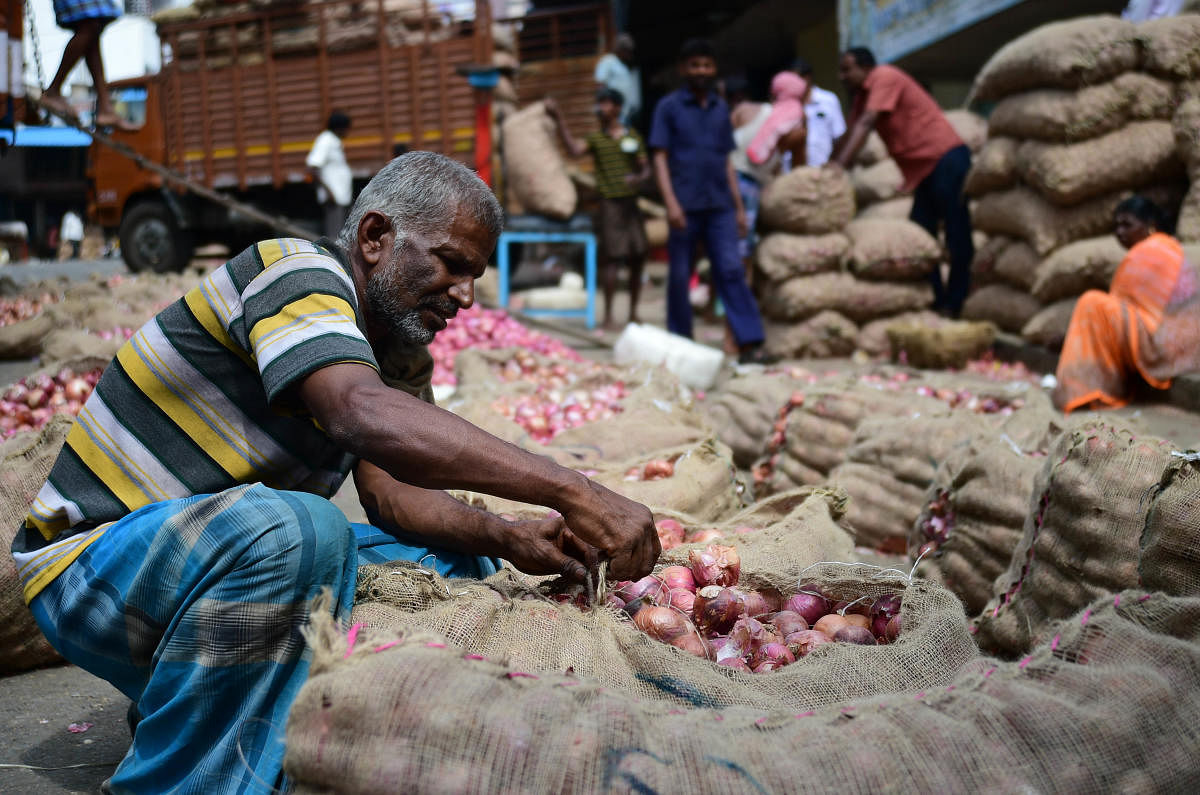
832 47 974 317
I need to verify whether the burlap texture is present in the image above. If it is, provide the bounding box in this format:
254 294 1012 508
910 437 1047 616
854 131 888 166
851 159 903 206
699 372 803 468
843 219 940 282
0 416 73 674
0 314 53 359
944 109 987 154
961 284 1042 333
963 137 1017 196
38 329 125 368
969 15 1140 101
854 196 913 221
857 311 943 357
1021 297 1079 349
973 420 1175 656
993 238 1040 290
885 321 995 370
1030 235 1125 303
987 73 1174 142
763 312 858 361
1016 120 1180 206
1139 457 1200 596
1138 13 1200 80
758 167 856 235
1174 97 1200 169
501 102 577 220
969 235 1011 287
762 272 933 323
754 232 849 282
1179 180 1200 243
287 589 1200 794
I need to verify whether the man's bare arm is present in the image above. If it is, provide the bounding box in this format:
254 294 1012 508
832 109 879 169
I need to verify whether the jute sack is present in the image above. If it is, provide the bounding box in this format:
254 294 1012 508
342 556 974 714
857 310 943 358
1030 235 1124 303
39 329 125 368
0 314 53 359
1021 298 1078 349
969 15 1140 101
1139 457 1200 596
1016 120 1180 206
754 232 849 282
851 159 903 206
969 235 1012 287
843 219 940 282
910 437 1046 616
854 196 912 221
1179 180 1200 243
1174 98 1200 168
287 589 1200 794
963 137 1017 196
764 311 858 361
886 321 995 370
973 420 1176 657
762 272 933 323
700 372 805 468
1138 14 1200 80
501 102 577 219
944 109 987 154
961 284 1042 333
993 238 1040 290
0 416 72 675
759 167 855 235
987 73 1174 142
854 130 888 166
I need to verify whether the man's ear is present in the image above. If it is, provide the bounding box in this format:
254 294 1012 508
357 211 394 268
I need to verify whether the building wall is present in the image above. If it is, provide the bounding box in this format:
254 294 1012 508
838 0 1023 62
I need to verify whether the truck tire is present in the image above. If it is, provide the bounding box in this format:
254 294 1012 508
119 201 193 273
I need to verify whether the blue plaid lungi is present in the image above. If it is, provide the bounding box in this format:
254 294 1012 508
27 483 498 794
52 0 121 28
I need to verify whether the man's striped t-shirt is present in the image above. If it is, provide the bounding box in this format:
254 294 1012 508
12 238 380 602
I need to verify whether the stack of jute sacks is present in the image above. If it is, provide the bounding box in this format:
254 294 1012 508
753 168 948 360
964 14 1200 347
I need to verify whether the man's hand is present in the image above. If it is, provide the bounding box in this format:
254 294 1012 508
823 160 845 172
735 207 748 238
503 515 600 582
558 479 659 580
666 199 687 231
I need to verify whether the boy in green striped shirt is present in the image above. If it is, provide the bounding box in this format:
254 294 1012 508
547 89 650 329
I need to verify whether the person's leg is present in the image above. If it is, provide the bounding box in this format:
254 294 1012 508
601 259 619 328
28 483 358 793
41 21 101 114
908 172 943 308
937 146 976 316
666 214 700 338
626 254 644 324
81 21 116 122
70 240 80 258
703 208 766 351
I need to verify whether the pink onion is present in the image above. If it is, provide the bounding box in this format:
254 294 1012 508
614 575 667 604
633 606 689 643
655 519 685 549
833 625 877 645
668 589 696 615
667 628 712 659
717 657 751 672
729 588 772 619
684 528 723 545
688 545 741 588
886 615 902 642
642 459 674 480
693 586 741 635
769 610 809 637
785 630 833 657
872 614 891 641
872 594 902 619
658 565 695 593
728 617 772 657
784 592 829 625
751 642 795 669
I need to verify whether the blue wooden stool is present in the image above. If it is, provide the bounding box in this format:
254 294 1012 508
496 215 597 329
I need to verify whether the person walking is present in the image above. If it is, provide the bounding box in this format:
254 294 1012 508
649 38 772 364
60 208 83 259
307 111 354 240
791 57 846 168
831 47 974 317
35 0 133 129
594 33 641 128
546 89 650 329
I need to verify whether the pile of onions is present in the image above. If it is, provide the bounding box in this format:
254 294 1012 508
608 545 904 672
491 381 626 443
624 457 675 482
915 488 954 558
94 327 135 341
428 305 583 386
913 385 1024 414
961 354 1041 384
0 294 61 326
654 519 755 551
0 367 101 438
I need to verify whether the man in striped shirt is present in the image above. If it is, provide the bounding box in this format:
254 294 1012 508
12 152 659 793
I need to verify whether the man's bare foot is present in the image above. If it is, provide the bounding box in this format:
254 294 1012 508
94 112 137 132
38 95 78 123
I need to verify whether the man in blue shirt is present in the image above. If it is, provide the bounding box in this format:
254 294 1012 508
650 38 771 364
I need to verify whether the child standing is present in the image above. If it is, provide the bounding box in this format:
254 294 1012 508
547 89 650 329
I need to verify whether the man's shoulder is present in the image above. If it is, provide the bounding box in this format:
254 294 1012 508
866 64 911 89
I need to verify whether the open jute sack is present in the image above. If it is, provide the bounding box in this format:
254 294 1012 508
0 415 73 674
699 371 810 469
972 419 1176 657
0 314 54 360
909 436 1049 617
287 588 1200 793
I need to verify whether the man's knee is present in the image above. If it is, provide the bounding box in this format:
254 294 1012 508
238 485 354 570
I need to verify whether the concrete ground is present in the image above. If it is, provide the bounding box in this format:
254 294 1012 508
2 253 1199 793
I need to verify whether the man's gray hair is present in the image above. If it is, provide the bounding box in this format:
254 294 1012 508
336 151 503 252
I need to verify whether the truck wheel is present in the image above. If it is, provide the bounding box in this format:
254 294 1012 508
119 202 193 273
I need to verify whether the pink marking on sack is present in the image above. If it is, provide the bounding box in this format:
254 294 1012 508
344 622 363 659
915 692 925 700
464 653 486 660
841 706 855 714
713 714 725 722
668 709 685 715
373 640 400 653
1113 594 1121 607
424 642 447 648
984 666 997 679
756 717 768 725
1051 635 1061 651
1018 656 1033 669
1080 609 1092 626
506 672 538 679
1138 594 1152 603
969 625 979 635
946 685 956 692
795 711 814 718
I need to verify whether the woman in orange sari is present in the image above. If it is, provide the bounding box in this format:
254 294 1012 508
1054 196 1200 413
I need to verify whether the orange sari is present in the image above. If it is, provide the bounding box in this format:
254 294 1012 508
1056 233 1200 413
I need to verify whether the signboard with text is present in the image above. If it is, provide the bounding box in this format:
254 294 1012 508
839 0 1025 62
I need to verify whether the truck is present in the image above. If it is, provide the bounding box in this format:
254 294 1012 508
90 0 613 272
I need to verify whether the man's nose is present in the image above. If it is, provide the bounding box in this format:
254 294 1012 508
449 276 474 308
